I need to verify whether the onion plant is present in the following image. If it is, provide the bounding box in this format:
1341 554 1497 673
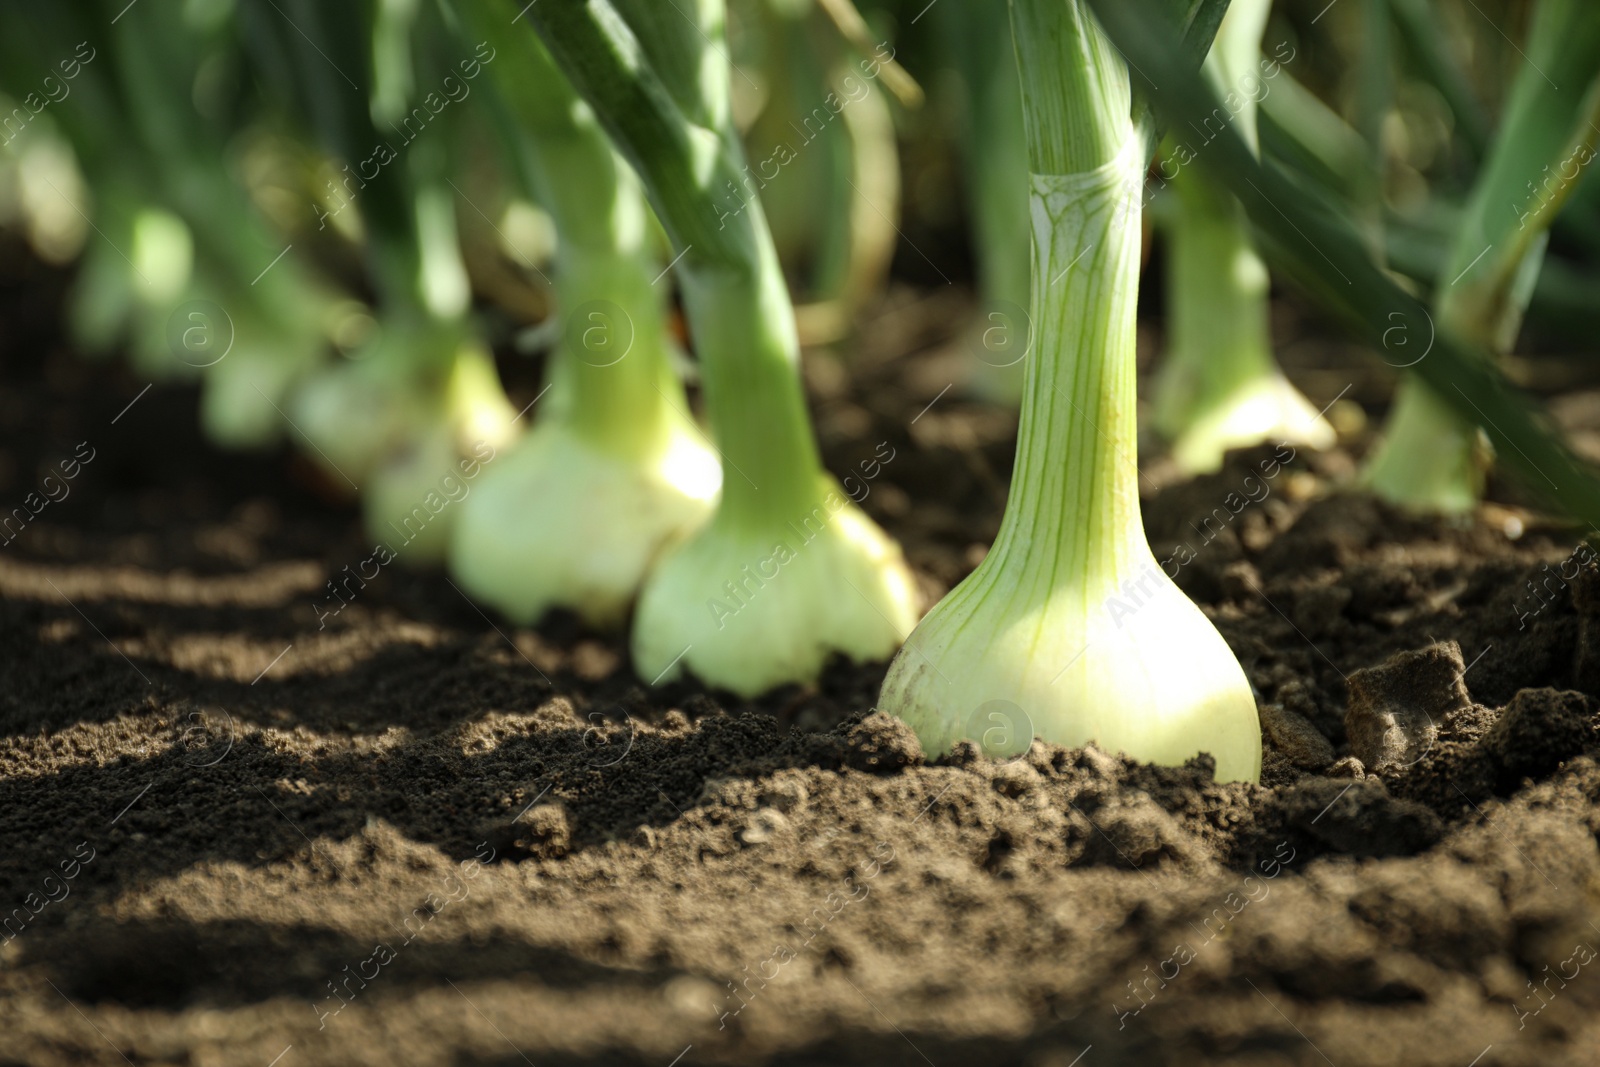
1257 57 1600 343
239 0 518 561
742 0 904 338
1361 0 1600 513
524 0 918 696
1 1 336 447
289 241 518 564
935 0 1032 403
879 0 1262 782
1152 0 1334 474
107 0 337 449
445 0 719 628
1091 0 1600 533
71 188 197 379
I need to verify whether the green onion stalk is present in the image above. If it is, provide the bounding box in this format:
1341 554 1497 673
1256 66 1383 252
38 169 192 377
445 0 719 628
1361 0 1600 514
42 158 199 384
8 0 339 447
744 0 856 301
526 0 917 695
743 0 903 339
1152 0 1334 473
62 183 145 358
936 0 1032 403
341 178 520 565
0 98 87 266
1257 67 1600 343
104 0 338 449
878 0 1260 782
0 8 139 360
248 0 517 561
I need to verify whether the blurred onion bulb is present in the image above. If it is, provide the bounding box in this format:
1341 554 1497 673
450 256 721 628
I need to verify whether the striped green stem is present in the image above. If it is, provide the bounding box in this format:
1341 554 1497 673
879 0 1260 782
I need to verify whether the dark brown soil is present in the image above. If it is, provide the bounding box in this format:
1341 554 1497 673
3 253 1600 1067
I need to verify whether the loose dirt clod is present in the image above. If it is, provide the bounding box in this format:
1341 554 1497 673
1259 701 1335 769
1482 687 1596 786
739 807 790 844
510 801 573 858
1345 641 1470 774
1326 755 1366 778
1267 776 1443 857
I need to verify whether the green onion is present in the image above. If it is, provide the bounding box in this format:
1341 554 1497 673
1362 0 1600 513
525 0 917 695
1153 0 1334 474
65 190 140 357
295 288 518 565
1092 0 1600 527
246 0 520 561
103 0 336 448
744 0 901 324
446 0 719 628
0 1 337 452
878 0 1261 782
127 205 197 372
936 0 1031 403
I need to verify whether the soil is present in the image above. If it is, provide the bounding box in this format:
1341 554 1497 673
3 247 1600 1067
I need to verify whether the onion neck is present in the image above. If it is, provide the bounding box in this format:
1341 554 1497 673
557 242 685 459
984 139 1149 598
677 229 825 534
981 0 1149 596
